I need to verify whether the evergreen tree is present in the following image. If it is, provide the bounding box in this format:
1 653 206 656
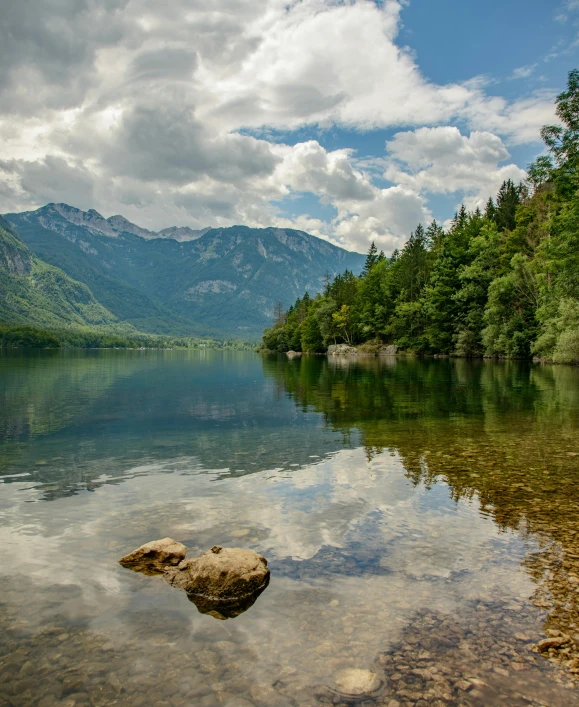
260 70 579 363
363 241 379 275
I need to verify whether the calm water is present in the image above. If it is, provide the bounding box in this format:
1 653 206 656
1 351 579 707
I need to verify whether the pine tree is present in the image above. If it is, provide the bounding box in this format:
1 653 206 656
363 241 379 275
493 180 523 232
273 301 285 327
485 197 497 222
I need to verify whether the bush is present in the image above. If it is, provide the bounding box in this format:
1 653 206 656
553 328 579 364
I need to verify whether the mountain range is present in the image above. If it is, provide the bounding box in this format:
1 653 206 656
2 204 364 337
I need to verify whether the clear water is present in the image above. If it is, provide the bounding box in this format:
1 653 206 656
1 350 579 706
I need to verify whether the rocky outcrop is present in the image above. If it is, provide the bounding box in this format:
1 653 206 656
157 226 211 242
327 344 357 355
327 343 399 356
120 541 270 619
119 537 187 575
164 545 270 603
286 350 302 357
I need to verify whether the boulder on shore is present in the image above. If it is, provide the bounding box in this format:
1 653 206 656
164 545 270 604
119 537 187 575
327 344 357 355
378 344 398 355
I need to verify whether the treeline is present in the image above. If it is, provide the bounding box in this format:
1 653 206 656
262 69 579 364
0 325 254 350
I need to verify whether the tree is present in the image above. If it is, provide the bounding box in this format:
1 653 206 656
273 300 285 327
541 69 579 168
332 304 354 344
363 242 379 275
527 156 553 193
493 180 524 232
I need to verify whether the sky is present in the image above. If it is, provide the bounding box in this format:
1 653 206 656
1 0 578 254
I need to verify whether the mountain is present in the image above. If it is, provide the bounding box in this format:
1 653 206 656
0 215 121 330
156 226 211 242
36 202 207 241
4 204 365 336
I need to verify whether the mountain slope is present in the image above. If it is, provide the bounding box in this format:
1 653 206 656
5 204 365 335
5 210 204 335
0 216 121 330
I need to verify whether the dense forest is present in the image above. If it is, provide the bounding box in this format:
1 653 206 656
0 325 253 350
262 70 579 364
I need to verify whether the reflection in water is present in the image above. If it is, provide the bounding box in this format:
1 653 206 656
185 576 270 621
0 351 578 705
264 354 579 685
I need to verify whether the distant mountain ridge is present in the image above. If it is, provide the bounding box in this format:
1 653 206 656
43 203 209 242
4 204 364 336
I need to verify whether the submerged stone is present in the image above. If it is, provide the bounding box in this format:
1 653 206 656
334 668 382 696
185 577 269 620
119 537 187 575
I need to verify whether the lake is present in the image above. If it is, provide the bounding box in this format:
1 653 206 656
1 350 579 707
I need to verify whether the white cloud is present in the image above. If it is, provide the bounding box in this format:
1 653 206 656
0 0 558 252
384 126 527 212
510 64 537 80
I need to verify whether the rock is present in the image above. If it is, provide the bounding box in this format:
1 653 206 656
185 584 268 620
327 344 357 356
537 636 571 652
379 345 398 355
119 537 187 575
164 545 270 607
286 350 302 357
333 668 382 696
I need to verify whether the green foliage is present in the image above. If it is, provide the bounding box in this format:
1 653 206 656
261 69 579 364
0 324 255 350
5 211 364 337
0 220 122 331
0 325 61 348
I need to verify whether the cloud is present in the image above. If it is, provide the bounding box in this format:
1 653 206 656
0 156 96 211
510 64 537 80
384 127 527 211
105 101 281 184
331 186 432 252
0 0 129 114
0 0 559 252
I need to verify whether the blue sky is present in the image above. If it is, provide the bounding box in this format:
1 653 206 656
259 0 579 228
1 0 578 252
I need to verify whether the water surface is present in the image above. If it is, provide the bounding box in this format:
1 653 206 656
1 351 579 706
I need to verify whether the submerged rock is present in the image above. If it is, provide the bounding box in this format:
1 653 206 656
334 668 382 696
185 578 269 620
119 537 187 575
164 545 270 604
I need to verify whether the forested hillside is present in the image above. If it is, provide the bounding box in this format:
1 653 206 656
0 215 122 331
263 70 579 364
5 207 364 336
